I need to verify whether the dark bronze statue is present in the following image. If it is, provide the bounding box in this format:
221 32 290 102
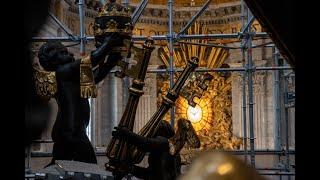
105 57 199 179
33 0 134 167
35 33 123 166
95 1 157 179
105 38 155 178
112 118 200 180
129 57 199 165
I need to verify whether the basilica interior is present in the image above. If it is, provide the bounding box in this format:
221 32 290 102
25 0 295 180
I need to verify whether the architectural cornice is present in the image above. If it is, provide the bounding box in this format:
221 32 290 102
67 1 242 26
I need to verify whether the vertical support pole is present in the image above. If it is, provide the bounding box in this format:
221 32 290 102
246 10 255 167
168 0 175 127
78 0 86 56
87 99 92 140
111 75 119 129
273 47 283 180
240 0 248 163
26 145 31 171
273 47 281 151
284 73 291 180
91 98 96 146
123 0 130 105
242 49 248 163
123 0 129 7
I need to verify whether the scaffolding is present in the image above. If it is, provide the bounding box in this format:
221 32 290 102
27 0 295 179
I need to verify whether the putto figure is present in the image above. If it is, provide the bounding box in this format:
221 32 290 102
112 118 200 180
34 33 123 166
33 0 134 167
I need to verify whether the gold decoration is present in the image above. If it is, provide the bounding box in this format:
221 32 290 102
179 151 266 180
93 22 133 36
93 0 133 36
80 55 97 98
158 22 229 68
180 73 213 107
157 22 242 164
115 38 154 79
33 64 57 99
105 19 118 31
105 39 155 173
98 2 131 18
128 57 199 165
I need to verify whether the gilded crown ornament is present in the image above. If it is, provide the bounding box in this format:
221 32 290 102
93 0 133 36
98 0 131 17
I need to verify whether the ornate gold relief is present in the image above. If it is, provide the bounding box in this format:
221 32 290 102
93 0 133 36
33 64 57 99
157 22 242 164
98 2 131 17
80 55 97 98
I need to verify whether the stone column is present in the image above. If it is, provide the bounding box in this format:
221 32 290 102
230 63 245 140
133 67 158 133
231 62 277 150
92 74 124 150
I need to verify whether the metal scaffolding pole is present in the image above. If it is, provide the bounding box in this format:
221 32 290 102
177 0 212 37
258 172 295 176
32 36 80 42
257 168 293 171
246 10 255 168
78 0 86 56
239 16 255 36
25 146 31 170
273 47 281 151
32 32 269 42
168 0 175 127
179 32 268 40
131 0 149 25
122 0 129 7
284 73 291 178
252 42 274 48
240 0 248 163
178 41 240 49
48 12 76 39
122 0 130 105
178 41 275 49
110 66 292 73
30 149 295 157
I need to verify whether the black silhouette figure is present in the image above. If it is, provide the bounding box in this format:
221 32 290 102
112 119 200 180
37 33 123 166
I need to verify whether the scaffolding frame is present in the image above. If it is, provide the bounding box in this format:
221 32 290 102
28 0 295 178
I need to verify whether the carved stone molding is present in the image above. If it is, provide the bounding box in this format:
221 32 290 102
65 1 242 26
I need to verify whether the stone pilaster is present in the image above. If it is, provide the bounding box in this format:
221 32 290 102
230 60 278 150
133 66 158 133
92 74 124 150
